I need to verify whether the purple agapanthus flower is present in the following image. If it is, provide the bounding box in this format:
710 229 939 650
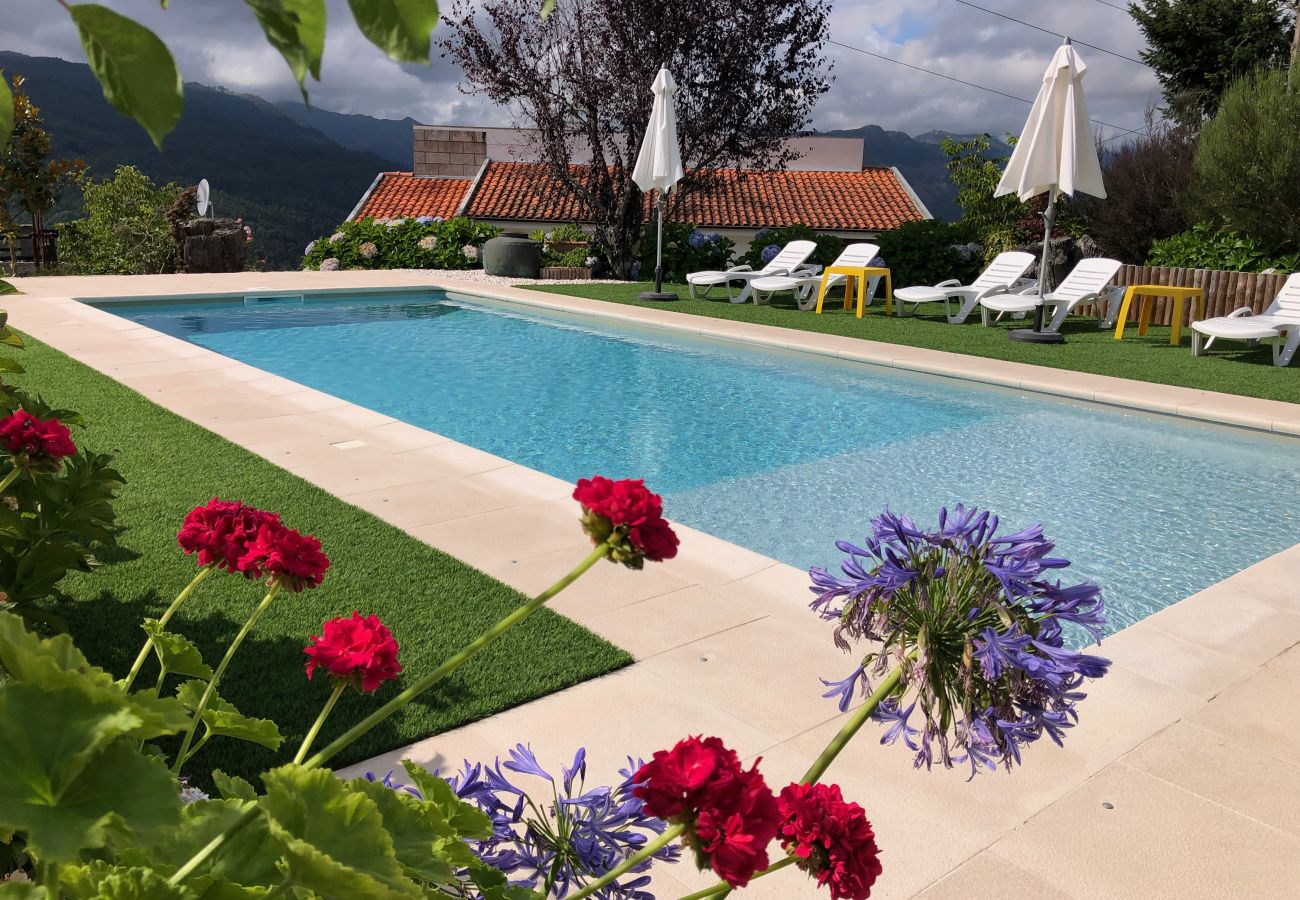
810 505 1111 778
373 747 677 899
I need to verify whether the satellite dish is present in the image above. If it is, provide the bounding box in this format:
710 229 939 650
196 179 211 217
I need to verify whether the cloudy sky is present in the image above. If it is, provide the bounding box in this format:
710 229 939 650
0 0 1159 141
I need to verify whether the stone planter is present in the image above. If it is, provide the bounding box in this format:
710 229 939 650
482 236 542 278
179 218 247 273
541 266 592 280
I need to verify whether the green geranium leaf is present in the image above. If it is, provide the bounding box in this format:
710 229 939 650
62 864 197 900
259 765 422 898
244 0 327 100
400 759 492 840
142 620 213 680
347 777 457 885
0 72 12 150
116 799 281 890
68 3 183 148
0 612 190 741
346 0 439 63
0 883 45 899
176 680 284 751
0 356 23 375
211 771 258 802
0 683 180 862
0 328 24 349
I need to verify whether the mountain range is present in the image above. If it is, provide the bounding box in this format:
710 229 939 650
4 50 993 269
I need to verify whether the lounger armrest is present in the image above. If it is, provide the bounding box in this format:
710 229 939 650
793 264 823 276
974 283 1014 301
723 264 755 275
935 278 962 288
1228 307 1254 318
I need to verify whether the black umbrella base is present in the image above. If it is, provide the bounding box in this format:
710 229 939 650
1009 328 1065 344
637 291 679 301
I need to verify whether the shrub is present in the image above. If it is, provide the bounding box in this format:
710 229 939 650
1192 66 1300 254
639 222 734 282
875 219 980 288
301 216 501 271
1074 114 1194 262
57 165 183 275
736 224 842 270
1146 223 1299 272
529 223 595 268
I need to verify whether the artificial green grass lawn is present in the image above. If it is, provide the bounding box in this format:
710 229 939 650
527 282 1300 404
11 333 631 782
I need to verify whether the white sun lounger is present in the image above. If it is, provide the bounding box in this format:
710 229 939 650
687 240 818 304
1191 272 1300 366
894 251 1037 324
749 243 881 310
979 257 1124 332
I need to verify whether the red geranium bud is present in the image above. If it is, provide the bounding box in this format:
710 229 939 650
573 476 679 568
0 409 76 473
777 782 881 900
304 611 401 691
240 521 329 592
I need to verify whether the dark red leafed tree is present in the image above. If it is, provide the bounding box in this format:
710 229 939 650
439 0 833 276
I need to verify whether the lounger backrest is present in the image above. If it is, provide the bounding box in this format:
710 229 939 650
1051 257 1122 302
760 240 818 275
830 243 881 269
971 251 1035 292
1265 272 1300 319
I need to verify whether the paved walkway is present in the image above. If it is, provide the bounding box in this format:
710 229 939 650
6 271 1300 898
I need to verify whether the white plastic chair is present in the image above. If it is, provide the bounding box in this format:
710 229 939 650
979 257 1124 332
687 240 818 304
894 251 1037 324
1191 272 1300 366
749 243 881 310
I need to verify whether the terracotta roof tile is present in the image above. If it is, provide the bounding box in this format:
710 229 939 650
355 172 470 220
357 162 926 232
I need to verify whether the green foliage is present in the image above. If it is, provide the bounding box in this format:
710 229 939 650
637 222 733 283
1130 0 1292 122
875 218 980 288
301 215 500 270
347 0 442 64
0 72 11 151
243 0 327 99
57 166 183 275
175 680 285 754
737 224 842 269
940 134 1029 253
530 223 594 268
1146 223 1300 272
1192 66 1300 254
69 3 183 149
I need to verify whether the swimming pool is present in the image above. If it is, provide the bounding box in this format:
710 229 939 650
109 291 1300 635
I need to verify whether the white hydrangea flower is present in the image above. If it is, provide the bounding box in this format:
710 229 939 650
419 235 439 251
359 241 379 259
320 257 340 271
329 232 345 244
462 244 478 261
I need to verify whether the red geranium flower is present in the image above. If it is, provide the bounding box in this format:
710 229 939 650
777 782 882 900
633 736 780 888
0 409 76 472
240 521 330 592
573 476 679 568
178 498 280 575
304 611 402 691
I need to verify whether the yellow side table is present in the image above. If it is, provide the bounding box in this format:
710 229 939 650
814 266 894 318
1113 284 1206 345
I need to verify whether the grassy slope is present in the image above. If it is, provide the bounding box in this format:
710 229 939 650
10 334 630 781
527 282 1300 404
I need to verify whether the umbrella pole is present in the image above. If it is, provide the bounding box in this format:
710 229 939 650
1009 188 1065 344
637 192 678 301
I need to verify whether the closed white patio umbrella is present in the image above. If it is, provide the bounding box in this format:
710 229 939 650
633 65 685 301
996 38 1107 343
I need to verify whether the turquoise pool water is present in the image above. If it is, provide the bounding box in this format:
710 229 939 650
111 292 1300 634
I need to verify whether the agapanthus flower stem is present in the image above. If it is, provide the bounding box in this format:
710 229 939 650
673 856 797 900
802 664 905 785
123 564 216 691
0 464 21 496
293 680 346 765
172 579 283 774
168 540 615 888
302 540 612 770
567 822 686 900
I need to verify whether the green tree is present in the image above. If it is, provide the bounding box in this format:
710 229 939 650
0 75 85 269
1192 66 1300 253
58 165 183 275
1130 0 1293 123
940 134 1030 258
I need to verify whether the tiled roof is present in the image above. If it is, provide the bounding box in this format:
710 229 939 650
355 172 469 220
354 162 926 232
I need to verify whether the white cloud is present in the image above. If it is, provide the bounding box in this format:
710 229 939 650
0 0 1160 140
